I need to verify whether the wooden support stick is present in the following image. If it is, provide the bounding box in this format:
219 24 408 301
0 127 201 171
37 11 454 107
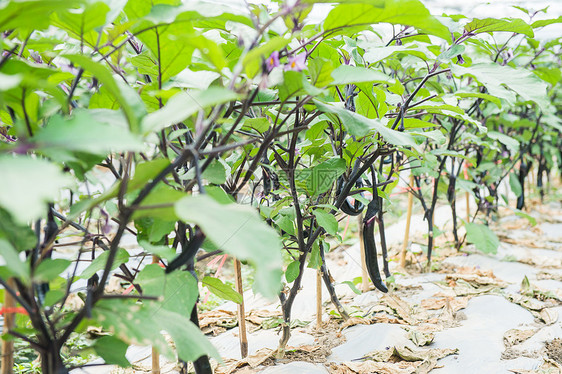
316 269 322 328
400 175 415 268
528 165 534 194
233 258 248 358
150 256 160 374
358 213 369 292
465 192 470 222
151 347 160 374
1 278 16 374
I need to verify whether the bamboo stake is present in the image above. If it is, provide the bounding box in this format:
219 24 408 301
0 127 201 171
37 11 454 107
151 256 160 374
358 213 369 292
316 269 322 328
1 278 16 374
463 163 470 221
233 258 248 358
465 192 470 222
528 165 534 194
151 347 160 374
400 175 415 268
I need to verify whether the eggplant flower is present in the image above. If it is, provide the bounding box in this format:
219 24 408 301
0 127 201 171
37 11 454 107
285 53 306 72
266 51 280 72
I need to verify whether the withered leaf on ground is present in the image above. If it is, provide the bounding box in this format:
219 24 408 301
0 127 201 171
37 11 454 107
408 330 435 347
379 295 416 325
538 308 558 325
503 329 536 347
340 316 375 330
509 358 562 374
328 361 415 374
215 348 275 374
420 296 470 313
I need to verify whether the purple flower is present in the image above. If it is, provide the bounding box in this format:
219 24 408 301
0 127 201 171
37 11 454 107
266 51 280 72
285 53 306 72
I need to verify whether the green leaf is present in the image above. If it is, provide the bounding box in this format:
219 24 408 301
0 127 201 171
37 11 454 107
133 183 186 221
309 57 334 87
279 71 305 101
0 239 29 280
307 241 323 269
34 259 70 283
452 63 550 112
487 131 519 155
92 336 131 368
437 45 465 62
359 43 435 64
136 264 198 315
44 289 65 307
130 53 159 76
330 65 393 85
0 208 36 252
138 241 177 263
533 67 562 86
514 209 537 227
93 282 219 364
0 156 71 224
307 158 347 195
157 308 221 362
314 100 419 150
275 215 295 236
64 54 146 132
243 118 270 133
141 88 239 134
312 209 338 236
0 73 22 90
464 18 534 37
0 0 82 31
80 249 130 280
341 280 362 295
431 149 470 161
243 36 291 78
285 261 300 283
402 118 438 129
454 92 501 108
509 173 522 197
51 1 110 44
410 102 464 115
175 195 282 297
323 0 450 41
465 223 499 254
92 299 173 359
409 130 446 145
202 276 243 304
137 22 196 82
532 16 562 28
202 160 227 185
33 111 144 154
206 186 236 205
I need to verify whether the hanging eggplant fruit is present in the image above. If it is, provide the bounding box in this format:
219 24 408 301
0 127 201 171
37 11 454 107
337 164 388 293
336 176 365 216
362 193 388 293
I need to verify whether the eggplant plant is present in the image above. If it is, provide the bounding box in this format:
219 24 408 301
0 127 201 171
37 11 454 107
0 0 561 373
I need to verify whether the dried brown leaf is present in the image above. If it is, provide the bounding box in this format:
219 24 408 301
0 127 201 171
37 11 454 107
503 329 536 347
539 308 558 325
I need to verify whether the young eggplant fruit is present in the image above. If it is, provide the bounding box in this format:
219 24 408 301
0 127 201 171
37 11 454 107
362 197 388 293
